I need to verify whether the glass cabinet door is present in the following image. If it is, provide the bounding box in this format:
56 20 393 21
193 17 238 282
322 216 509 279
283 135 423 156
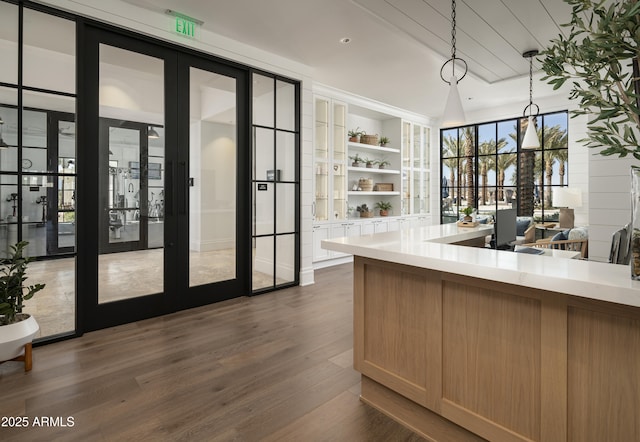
314 98 329 221
401 121 411 215
332 102 346 220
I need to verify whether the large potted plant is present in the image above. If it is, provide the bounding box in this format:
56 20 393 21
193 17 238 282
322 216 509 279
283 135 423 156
0 241 45 369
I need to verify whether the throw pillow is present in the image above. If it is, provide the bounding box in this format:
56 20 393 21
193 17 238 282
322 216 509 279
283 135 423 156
516 218 531 236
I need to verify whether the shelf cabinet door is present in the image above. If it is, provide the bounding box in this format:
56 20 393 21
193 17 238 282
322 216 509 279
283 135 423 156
312 224 331 261
401 121 430 216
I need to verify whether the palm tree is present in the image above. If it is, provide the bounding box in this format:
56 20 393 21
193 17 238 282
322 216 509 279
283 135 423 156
542 125 568 206
478 141 496 205
441 135 458 206
555 148 569 186
496 150 516 202
461 127 475 206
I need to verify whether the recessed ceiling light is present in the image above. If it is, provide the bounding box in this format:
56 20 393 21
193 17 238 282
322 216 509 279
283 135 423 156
339 37 351 44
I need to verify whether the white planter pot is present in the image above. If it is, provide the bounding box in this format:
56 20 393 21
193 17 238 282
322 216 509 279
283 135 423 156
0 314 39 361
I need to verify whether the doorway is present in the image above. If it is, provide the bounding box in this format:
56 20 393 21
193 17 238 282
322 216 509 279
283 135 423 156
81 27 249 330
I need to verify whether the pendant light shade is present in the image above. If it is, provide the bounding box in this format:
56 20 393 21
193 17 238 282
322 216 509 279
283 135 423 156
522 116 540 149
442 75 466 128
440 0 467 128
148 126 160 139
521 50 540 150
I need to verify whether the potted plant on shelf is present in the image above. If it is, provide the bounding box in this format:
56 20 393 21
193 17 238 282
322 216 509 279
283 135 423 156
348 127 363 143
375 201 392 216
376 159 391 169
461 206 474 222
364 157 374 168
349 153 364 167
379 136 390 147
0 241 45 371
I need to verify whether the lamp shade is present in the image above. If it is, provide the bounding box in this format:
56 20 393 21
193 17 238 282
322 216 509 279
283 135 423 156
521 116 540 149
552 187 582 208
441 76 465 128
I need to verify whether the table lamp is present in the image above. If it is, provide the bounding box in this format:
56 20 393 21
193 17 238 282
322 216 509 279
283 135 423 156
552 187 582 229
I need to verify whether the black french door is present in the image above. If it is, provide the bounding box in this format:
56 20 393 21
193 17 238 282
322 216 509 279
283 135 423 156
79 25 249 332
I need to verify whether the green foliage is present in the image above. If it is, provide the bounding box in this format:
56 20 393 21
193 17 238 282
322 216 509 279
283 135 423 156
348 127 364 138
461 206 474 216
379 136 390 145
0 241 45 325
539 0 640 159
375 201 392 211
349 153 363 163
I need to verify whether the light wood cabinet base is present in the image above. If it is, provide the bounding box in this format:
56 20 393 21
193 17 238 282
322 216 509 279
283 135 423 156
361 376 485 441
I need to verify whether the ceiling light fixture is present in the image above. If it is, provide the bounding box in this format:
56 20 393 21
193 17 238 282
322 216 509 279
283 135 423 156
440 0 467 128
521 50 541 150
339 37 351 44
148 126 160 139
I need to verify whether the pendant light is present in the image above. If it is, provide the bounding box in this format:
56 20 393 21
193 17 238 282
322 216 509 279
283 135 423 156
521 50 540 149
148 126 160 139
440 0 467 128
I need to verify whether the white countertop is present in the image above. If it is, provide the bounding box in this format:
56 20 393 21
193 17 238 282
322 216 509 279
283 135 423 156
321 223 640 308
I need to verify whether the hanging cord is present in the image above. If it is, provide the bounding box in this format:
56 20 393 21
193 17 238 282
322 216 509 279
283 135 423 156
440 0 467 84
522 50 540 118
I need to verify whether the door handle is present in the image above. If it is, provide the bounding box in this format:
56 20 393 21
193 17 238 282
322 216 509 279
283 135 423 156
166 161 173 216
178 161 187 215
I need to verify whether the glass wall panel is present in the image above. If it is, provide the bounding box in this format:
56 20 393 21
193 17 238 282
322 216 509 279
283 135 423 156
276 234 295 284
253 236 273 290
253 74 274 128
252 72 299 292
0 2 18 85
23 9 75 94
254 127 274 181
276 183 295 233
275 80 295 131
276 131 295 182
254 181 274 236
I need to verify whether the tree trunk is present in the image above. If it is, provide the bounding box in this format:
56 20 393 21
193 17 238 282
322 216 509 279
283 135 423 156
518 151 535 217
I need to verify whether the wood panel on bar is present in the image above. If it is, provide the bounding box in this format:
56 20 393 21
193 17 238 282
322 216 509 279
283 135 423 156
353 256 640 441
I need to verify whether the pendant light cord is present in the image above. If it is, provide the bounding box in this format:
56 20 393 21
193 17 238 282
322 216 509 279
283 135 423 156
451 0 457 77
529 54 533 117
440 0 467 84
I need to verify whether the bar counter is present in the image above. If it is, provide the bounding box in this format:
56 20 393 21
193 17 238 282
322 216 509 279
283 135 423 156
322 224 640 441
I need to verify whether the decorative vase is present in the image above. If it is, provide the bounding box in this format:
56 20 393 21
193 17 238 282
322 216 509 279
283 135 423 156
631 166 640 279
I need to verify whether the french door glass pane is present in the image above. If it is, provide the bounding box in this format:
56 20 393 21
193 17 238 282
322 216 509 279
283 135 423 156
0 2 18 84
98 44 164 304
188 67 237 288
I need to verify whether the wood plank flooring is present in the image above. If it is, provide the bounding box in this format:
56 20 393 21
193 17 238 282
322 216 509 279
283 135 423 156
0 264 425 441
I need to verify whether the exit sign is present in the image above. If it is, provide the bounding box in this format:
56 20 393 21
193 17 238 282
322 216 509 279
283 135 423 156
175 17 196 38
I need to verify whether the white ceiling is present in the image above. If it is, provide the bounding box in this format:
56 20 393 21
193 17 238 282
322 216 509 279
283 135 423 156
121 0 573 118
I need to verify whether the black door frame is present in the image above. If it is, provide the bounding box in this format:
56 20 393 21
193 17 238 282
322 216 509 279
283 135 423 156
78 24 250 331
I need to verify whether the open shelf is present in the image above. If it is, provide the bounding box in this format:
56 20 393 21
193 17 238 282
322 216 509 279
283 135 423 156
348 166 400 174
348 191 400 196
348 142 400 154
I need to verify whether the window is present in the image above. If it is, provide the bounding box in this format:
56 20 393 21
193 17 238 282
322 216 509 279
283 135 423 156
440 111 569 223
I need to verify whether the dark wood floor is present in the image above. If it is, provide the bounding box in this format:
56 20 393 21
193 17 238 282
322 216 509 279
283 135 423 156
1 264 425 441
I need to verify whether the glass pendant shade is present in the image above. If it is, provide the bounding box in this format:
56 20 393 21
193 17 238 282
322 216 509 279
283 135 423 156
522 116 540 149
442 76 466 128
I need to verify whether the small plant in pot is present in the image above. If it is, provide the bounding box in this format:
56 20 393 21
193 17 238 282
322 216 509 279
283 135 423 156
349 153 364 167
379 136 390 147
364 157 374 168
375 201 392 216
0 241 45 371
348 127 364 143
461 206 474 222
376 159 391 169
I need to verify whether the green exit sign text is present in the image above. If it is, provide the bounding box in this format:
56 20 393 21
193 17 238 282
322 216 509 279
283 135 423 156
175 17 196 38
